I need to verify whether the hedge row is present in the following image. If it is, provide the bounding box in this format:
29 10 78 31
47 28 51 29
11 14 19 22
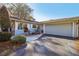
0 32 12 41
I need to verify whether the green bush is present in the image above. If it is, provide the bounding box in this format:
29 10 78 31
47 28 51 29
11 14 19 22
0 32 12 41
11 35 26 43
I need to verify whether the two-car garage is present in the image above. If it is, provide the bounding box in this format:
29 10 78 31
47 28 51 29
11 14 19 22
42 17 79 38
44 24 72 37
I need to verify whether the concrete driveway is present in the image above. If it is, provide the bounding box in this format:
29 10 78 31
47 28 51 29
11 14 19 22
26 34 43 42
9 36 79 56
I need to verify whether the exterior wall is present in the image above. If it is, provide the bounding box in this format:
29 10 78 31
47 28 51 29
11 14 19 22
27 24 37 33
40 25 43 30
45 23 73 37
27 24 32 30
38 25 44 33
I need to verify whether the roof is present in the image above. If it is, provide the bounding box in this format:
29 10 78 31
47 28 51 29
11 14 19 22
10 16 43 25
41 16 79 25
0 5 43 25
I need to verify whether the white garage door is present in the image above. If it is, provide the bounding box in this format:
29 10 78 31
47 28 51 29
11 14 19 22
45 24 72 37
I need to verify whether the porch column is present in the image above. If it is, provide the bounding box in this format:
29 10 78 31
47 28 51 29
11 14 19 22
72 22 75 37
15 22 18 30
43 24 45 34
0 27 1 32
76 23 79 37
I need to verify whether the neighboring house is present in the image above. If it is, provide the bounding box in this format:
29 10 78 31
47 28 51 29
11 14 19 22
42 17 79 39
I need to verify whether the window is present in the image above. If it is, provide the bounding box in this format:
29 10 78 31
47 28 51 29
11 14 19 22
18 23 23 30
32 24 37 28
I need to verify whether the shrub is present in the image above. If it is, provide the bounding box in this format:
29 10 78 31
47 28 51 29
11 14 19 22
11 35 26 43
0 32 12 41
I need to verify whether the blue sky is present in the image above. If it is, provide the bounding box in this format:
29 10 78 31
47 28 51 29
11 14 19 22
28 3 79 21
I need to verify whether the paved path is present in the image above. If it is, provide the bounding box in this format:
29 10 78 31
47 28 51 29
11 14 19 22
26 34 43 42
9 36 79 56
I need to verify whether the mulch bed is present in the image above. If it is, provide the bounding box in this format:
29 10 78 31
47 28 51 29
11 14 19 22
0 41 26 56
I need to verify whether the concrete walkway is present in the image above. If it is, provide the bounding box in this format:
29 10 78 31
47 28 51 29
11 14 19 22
26 34 43 42
9 36 79 56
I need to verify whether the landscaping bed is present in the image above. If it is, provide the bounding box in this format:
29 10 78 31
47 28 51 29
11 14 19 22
0 40 27 56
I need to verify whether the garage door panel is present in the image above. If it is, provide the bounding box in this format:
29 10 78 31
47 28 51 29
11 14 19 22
45 24 72 37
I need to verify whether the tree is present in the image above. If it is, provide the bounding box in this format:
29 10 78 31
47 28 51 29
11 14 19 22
0 5 11 32
6 3 33 21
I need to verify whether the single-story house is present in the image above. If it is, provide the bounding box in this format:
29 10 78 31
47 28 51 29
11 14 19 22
0 5 43 35
42 17 79 39
0 15 43 35
0 5 44 35
10 16 43 35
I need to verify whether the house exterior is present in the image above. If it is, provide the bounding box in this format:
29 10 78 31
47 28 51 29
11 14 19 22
42 17 79 39
0 5 43 35
10 16 43 35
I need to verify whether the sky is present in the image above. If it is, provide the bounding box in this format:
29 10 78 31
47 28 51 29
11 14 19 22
28 3 79 21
